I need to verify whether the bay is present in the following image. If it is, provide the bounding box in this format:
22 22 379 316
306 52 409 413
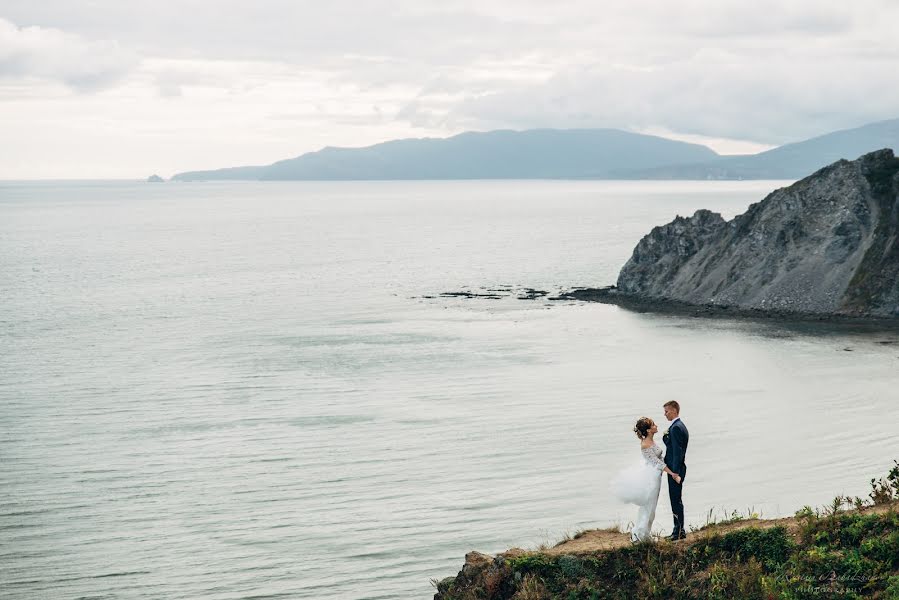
1 180 897 599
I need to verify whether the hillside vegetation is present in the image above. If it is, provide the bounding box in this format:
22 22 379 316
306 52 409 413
434 461 899 600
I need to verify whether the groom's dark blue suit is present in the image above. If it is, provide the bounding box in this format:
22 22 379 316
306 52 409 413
662 417 689 538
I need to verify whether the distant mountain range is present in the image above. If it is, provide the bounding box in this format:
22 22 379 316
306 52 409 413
623 118 899 180
170 118 899 181
171 129 717 181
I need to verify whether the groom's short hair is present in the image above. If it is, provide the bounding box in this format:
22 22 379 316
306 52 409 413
663 400 680 413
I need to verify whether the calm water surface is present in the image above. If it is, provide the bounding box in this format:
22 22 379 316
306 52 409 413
2 180 897 599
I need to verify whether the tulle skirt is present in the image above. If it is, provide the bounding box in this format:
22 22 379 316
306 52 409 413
609 460 663 507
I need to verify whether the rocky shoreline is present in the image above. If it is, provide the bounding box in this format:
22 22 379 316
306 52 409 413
425 284 899 333
558 286 899 331
430 150 899 329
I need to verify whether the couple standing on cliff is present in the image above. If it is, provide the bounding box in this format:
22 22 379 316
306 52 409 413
610 400 689 542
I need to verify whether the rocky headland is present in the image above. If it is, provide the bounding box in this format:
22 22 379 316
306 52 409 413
575 149 899 320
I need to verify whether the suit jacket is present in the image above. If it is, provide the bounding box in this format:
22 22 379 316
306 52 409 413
662 418 688 478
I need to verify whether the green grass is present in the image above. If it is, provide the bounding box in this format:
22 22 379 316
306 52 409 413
693 506 762 532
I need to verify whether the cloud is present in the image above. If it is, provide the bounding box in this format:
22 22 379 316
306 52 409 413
1 1 898 176
435 45 899 144
0 17 136 90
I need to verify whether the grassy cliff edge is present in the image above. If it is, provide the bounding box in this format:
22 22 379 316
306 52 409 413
434 462 899 600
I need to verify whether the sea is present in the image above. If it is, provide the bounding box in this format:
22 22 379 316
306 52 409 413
2 179 897 599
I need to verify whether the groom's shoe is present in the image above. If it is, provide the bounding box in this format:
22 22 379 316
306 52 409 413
668 531 687 541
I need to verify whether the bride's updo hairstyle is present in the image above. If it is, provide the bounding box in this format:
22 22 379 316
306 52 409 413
634 417 654 440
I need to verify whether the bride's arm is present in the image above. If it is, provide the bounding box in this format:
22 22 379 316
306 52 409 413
644 447 681 482
642 446 666 471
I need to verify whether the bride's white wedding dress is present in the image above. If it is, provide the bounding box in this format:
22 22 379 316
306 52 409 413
609 442 664 542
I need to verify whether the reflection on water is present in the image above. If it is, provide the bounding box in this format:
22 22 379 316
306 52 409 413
1 180 897 599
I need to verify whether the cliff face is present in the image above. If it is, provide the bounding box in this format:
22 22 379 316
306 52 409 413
617 149 899 317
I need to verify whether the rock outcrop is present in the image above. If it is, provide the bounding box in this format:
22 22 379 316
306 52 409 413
616 149 899 318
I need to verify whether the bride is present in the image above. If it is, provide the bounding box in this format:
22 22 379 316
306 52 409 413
610 417 682 542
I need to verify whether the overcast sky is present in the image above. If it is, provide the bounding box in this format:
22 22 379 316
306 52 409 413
1 0 898 178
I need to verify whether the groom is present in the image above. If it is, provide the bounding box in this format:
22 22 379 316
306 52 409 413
662 400 689 540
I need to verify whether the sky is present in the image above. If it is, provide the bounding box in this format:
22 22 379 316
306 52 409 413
1 1 898 179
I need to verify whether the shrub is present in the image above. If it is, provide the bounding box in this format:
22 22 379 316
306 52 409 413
869 459 899 505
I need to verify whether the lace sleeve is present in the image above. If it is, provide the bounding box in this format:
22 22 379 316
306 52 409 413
642 446 666 471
